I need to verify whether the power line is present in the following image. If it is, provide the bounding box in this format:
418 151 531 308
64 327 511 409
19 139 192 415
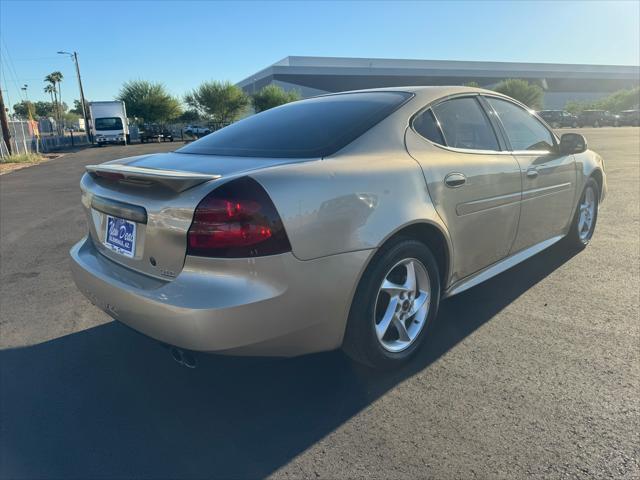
10 56 63 62
0 36 26 101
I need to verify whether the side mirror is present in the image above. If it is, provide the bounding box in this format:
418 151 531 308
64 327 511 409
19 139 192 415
559 133 587 154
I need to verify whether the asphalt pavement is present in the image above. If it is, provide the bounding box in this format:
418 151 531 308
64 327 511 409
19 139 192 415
0 130 638 479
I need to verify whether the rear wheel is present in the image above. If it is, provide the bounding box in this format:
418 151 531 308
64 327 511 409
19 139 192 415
565 178 599 249
342 239 441 369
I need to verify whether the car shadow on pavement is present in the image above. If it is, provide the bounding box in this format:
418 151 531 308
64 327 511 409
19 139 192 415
0 243 577 479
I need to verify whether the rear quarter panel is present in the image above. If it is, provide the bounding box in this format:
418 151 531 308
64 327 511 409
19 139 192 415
250 118 450 263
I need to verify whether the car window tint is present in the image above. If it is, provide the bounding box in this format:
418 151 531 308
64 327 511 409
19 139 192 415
487 98 555 151
431 97 499 151
177 91 412 158
413 109 445 145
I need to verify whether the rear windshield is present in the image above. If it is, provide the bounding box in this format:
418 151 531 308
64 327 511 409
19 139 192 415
177 91 413 158
95 117 123 131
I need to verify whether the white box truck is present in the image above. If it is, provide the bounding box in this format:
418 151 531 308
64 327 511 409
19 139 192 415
89 101 129 146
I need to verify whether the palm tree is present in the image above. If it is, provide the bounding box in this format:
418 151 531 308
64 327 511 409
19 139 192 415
45 71 64 132
44 84 55 107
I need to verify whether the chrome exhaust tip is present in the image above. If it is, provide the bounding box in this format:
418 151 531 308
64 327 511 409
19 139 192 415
169 346 197 369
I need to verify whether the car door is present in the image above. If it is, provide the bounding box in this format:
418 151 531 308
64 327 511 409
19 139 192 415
405 95 522 284
484 96 577 253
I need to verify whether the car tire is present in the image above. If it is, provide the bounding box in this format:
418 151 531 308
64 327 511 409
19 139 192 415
342 238 441 369
572 121 578 128
565 177 599 250
552 122 560 129
594 121 600 128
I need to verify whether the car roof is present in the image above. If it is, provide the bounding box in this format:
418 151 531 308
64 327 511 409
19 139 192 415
318 85 516 106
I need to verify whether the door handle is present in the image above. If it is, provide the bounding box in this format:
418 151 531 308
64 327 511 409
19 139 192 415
444 172 466 188
526 168 539 179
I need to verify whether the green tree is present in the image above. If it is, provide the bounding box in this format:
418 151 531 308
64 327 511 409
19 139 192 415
13 101 35 118
70 99 85 115
185 80 248 124
13 101 64 119
45 72 63 110
251 84 300 113
34 101 55 117
565 87 640 114
177 109 201 124
63 111 81 124
493 79 544 109
44 84 56 105
117 80 182 123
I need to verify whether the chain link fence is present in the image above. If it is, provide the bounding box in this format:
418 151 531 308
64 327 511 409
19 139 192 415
1 119 90 158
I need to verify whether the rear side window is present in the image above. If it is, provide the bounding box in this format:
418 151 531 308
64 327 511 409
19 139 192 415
487 98 554 151
431 97 500 151
178 91 412 158
413 109 445 145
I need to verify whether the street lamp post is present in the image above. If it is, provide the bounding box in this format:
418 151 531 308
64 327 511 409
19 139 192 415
19 84 30 152
57 50 91 141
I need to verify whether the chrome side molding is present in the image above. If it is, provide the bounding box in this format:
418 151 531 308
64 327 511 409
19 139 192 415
443 235 564 298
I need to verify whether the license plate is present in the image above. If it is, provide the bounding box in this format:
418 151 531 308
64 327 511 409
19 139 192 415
104 215 136 258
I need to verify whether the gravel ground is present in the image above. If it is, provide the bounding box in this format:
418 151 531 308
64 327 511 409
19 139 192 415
0 129 638 479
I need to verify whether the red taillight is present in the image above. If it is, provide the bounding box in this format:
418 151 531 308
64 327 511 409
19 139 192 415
187 177 291 257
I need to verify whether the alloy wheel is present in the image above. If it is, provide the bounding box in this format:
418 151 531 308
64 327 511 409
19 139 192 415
373 258 431 353
578 185 597 242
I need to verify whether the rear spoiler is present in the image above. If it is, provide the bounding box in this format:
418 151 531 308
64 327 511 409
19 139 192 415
86 164 220 192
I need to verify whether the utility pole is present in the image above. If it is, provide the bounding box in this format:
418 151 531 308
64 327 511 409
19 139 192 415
0 88 12 155
58 50 91 141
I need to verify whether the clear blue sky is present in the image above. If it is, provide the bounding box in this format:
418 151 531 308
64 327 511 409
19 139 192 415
1 0 639 108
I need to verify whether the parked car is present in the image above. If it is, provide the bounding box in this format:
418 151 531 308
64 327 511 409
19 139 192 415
184 125 211 136
70 87 606 369
618 109 640 126
139 124 174 143
538 110 579 128
578 110 617 128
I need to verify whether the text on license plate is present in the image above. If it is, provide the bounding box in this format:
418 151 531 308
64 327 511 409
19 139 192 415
105 215 136 258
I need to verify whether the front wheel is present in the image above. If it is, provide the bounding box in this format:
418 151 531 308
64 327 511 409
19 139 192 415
565 178 599 249
342 239 441 369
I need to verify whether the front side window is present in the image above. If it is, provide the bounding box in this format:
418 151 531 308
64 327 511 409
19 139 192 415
487 98 555 151
95 117 123 131
431 97 500 151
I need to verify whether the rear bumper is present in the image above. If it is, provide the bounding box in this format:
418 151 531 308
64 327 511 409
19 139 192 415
70 236 370 356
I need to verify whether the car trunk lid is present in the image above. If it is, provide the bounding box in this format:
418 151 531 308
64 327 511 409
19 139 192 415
81 151 312 280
